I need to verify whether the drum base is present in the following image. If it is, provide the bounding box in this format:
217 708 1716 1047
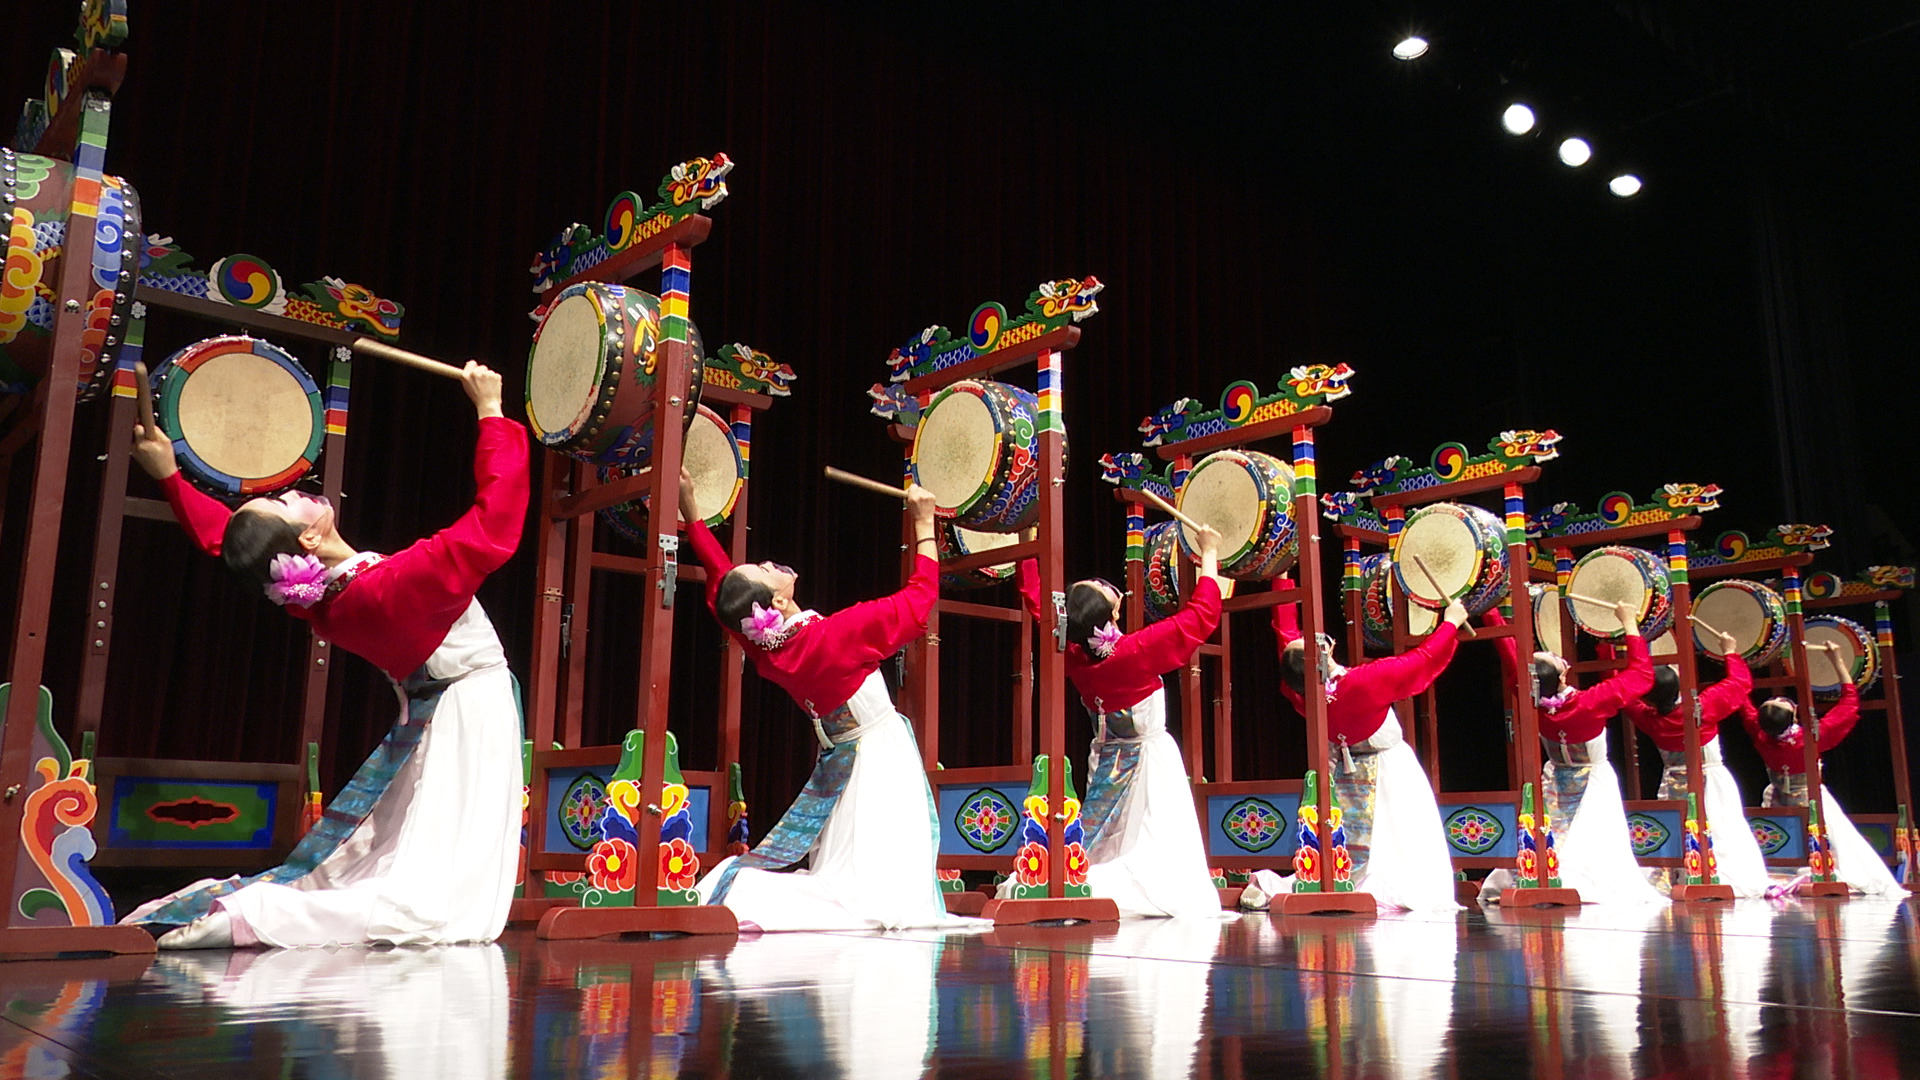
978 897 1120 925
536 903 740 939
1217 885 1248 909
507 896 578 924
1669 883 1736 903
942 890 990 917
1498 887 1583 908
1798 881 1852 899
1274 891 1377 917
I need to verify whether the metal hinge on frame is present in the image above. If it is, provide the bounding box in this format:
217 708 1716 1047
658 534 680 607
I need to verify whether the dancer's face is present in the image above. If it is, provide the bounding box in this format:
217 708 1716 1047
239 491 335 540
734 561 797 606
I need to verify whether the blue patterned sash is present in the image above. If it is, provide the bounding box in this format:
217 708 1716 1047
1544 762 1592 844
1330 750 1381 878
126 671 452 929
707 703 869 904
1079 724 1144 853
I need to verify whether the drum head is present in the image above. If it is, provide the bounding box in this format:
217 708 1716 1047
158 336 322 496
1801 619 1864 690
1532 584 1564 653
1395 506 1481 608
1177 454 1262 563
911 385 997 514
683 406 743 523
527 291 607 442
1692 581 1773 658
1566 550 1648 636
178 356 314 482
1650 628 1680 660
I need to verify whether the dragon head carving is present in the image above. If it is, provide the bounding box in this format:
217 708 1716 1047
309 277 403 338
1776 523 1834 550
885 326 938 383
727 344 795 396
1098 452 1150 486
1138 397 1201 447
1348 455 1408 495
1660 482 1723 511
1321 491 1361 520
1494 429 1562 462
530 223 591 293
1033 276 1104 322
868 383 923 422
1528 501 1576 537
1286 362 1354 402
665 153 733 210
1866 565 1915 589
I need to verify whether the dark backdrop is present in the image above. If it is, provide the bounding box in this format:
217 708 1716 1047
4 2 1915 842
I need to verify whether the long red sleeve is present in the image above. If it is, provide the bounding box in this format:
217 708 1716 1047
1019 558 1222 712
1621 656 1752 752
1817 682 1860 750
298 416 529 679
1743 682 1859 774
686 519 737 620
1538 634 1653 744
160 470 235 556
693 522 940 714
1484 607 1521 679
1279 622 1460 744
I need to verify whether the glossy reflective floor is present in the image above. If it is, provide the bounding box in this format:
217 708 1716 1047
0 899 1916 1078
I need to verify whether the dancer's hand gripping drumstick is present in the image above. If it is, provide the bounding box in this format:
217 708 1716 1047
1408 554 1475 639
129 361 179 481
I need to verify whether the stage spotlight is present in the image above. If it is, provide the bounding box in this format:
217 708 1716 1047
1501 104 1536 136
1609 174 1643 198
1557 137 1592 167
1392 36 1429 60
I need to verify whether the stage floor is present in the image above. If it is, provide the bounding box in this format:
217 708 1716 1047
0 898 1913 1078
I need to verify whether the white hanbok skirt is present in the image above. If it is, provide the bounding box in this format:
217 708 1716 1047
1659 737 1770 899
696 671 986 931
1544 735 1664 905
1765 779 1904 897
125 601 524 947
1249 712 1459 912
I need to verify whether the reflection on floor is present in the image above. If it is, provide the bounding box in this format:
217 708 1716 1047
0 898 1914 1078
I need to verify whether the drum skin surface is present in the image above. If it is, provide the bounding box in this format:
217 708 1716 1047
1792 615 1881 700
1392 502 1509 615
526 282 704 464
1361 552 1438 652
599 403 743 538
910 380 1054 532
1175 449 1297 580
1691 579 1788 666
150 335 323 497
1566 545 1674 642
937 522 1021 589
0 148 142 399
1531 582 1565 654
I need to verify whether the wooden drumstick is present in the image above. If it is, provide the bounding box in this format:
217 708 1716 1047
1687 613 1730 641
133 360 159 436
349 337 468 380
1140 489 1204 531
1408 553 1476 640
823 466 908 499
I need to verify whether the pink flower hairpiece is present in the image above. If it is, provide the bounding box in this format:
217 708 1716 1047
1539 687 1576 712
740 602 785 646
1088 621 1125 660
264 553 329 608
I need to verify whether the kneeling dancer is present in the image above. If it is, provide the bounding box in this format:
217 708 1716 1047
123 363 527 948
999 524 1228 918
683 472 976 929
1741 646 1900 897
1249 588 1470 912
1618 634 1769 898
1483 603 1663 904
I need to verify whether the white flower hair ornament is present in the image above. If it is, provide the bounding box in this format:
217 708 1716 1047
741 602 786 646
1088 621 1125 660
264 553 330 608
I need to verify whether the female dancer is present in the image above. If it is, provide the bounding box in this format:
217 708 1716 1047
1250 589 1469 912
1741 645 1901 896
1483 602 1664 904
1000 524 1227 918
123 362 526 948
680 471 978 930
1618 632 1770 897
